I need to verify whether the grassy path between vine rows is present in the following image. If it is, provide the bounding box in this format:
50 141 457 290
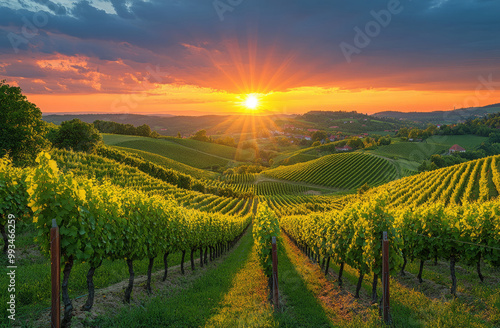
279 233 378 328
0 220 185 326
272 236 336 327
322 259 499 327
203 243 276 327
283 227 500 328
87 228 254 327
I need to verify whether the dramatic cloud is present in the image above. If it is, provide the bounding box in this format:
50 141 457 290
0 0 499 113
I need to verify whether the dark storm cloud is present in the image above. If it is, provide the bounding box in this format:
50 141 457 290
0 0 499 92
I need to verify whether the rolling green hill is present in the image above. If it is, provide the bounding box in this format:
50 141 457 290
367 135 488 162
264 152 398 190
102 134 249 169
162 136 255 162
111 146 216 180
372 103 500 124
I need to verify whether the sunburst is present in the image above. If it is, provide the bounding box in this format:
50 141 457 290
244 94 259 110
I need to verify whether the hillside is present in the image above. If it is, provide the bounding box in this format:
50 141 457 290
102 134 253 169
43 113 295 138
3 145 500 327
367 154 500 206
372 103 500 124
294 110 402 134
112 146 216 180
263 152 398 190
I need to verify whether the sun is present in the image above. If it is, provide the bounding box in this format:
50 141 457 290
244 94 259 110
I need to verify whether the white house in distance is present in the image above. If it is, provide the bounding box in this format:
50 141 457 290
335 145 353 152
449 144 466 153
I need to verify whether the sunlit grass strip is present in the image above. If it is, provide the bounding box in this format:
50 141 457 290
323 251 495 327
92 229 255 327
204 244 276 328
280 233 381 328
272 240 335 327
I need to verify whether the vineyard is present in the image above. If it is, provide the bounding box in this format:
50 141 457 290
264 152 398 190
1 154 251 325
49 149 257 217
368 154 500 206
280 196 500 299
2 142 500 327
219 173 327 196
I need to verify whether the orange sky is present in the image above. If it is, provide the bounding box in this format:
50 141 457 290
26 85 500 116
2 1 500 116
11 49 500 116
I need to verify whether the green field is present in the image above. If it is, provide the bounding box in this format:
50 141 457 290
103 134 236 169
425 134 488 149
112 146 216 180
163 136 255 162
368 135 488 162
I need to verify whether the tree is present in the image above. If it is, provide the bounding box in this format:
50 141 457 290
408 128 421 139
347 137 364 149
311 130 328 142
52 119 102 152
136 124 152 137
377 135 392 146
191 129 210 142
45 122 59 144
397 127 409 138
0 81 49 166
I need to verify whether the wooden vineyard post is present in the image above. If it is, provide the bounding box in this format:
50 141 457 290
382 231 390 324
272 236 279 309
51 219 60 328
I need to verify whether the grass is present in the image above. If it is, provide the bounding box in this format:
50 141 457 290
164 137 255 162
102 134 231 169
368 141 449 162
204 244 276 327
273 239 335 327
368 135 488 162
112 146 216 180
426 134 489 149
0 221 183 323
319 252 499 327
279 153 319 166
279 231 499 327
280 234 383 328
90 229 255 327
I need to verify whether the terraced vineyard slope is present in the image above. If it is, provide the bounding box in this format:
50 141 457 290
219 173 326 196
50 149 256 217
264 152 398 190
370 154 500 206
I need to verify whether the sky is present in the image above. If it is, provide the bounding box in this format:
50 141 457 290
1 0 500 116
